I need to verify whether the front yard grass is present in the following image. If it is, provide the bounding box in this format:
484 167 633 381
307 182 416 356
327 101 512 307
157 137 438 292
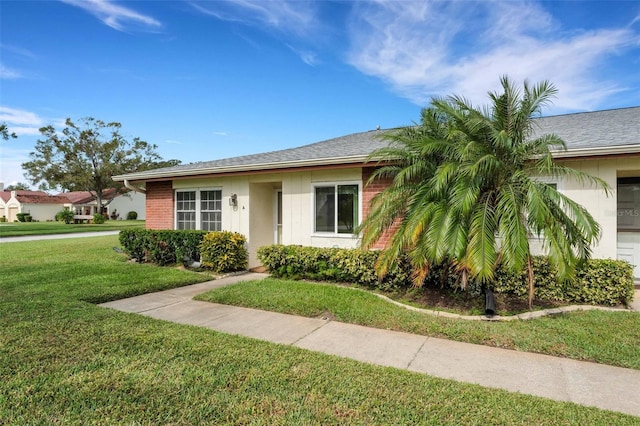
0 219 144 237
196 278 640 370
1 236 638 424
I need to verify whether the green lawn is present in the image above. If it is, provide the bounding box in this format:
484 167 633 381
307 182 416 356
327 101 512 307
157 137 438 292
1 236 638 424
0 219 144 237
196 278 640 370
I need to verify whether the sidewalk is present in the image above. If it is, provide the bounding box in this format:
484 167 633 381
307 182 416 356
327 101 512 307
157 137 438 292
100 273 640 417
0 230 120 243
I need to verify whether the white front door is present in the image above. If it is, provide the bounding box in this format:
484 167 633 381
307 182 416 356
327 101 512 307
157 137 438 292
617 178 640 280
274 190 282 244
617 233 640 279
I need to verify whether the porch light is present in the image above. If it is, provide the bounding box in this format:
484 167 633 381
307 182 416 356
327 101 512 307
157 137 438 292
229 194 238 207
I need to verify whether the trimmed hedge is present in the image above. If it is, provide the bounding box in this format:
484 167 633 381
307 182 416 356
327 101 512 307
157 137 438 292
199 231 248 273
118 229 249 273
16 213 32 222
257 245 635 306
119 229 208 266
257 245 411 291
493 257 635 306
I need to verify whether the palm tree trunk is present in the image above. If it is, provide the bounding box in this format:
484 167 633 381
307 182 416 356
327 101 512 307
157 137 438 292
527 255 534 309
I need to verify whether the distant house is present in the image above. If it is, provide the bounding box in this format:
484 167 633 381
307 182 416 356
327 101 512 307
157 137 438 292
61 189 146 221
113 107 640 279
0 189 70 222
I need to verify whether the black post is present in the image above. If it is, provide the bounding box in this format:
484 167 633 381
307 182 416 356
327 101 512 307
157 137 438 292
485 289 496 317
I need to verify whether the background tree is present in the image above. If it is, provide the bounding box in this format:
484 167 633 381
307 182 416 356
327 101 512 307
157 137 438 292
22 117 180 210
4 182 31 191
1 123 18 141
360 77 608 307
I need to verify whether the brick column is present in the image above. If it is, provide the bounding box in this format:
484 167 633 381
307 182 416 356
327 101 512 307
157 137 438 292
145 181 174 229
362 167 397 249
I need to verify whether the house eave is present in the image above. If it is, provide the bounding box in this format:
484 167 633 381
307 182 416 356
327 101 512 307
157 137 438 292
112 143 640 183
551 144 640 159
112 155 371 182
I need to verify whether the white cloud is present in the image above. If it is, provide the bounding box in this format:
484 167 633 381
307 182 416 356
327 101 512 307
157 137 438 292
165 139 183 145
0 64 23 79
0 106 44 129
286 44 319 66
0 144 31 187
212 131 228 137
60 0 162 32
0 44 37 60
189 0 318 37
346 1 639 111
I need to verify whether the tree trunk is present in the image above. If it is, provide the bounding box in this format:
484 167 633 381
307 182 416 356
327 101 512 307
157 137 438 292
527 256 534 309
96 193 102 217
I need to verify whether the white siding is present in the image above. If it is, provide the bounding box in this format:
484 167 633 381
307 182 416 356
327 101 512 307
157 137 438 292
561 157 639 260
109 191 147 220
23 203 62 221
171 168 364 268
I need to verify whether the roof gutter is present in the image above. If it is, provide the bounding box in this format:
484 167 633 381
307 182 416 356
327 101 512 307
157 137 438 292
112 144 640 182
551 144 640 158
113 155 371 182
124 179 146 194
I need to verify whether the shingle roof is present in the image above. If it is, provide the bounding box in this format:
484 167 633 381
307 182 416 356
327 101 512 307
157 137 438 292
532 107 639 149
0 190 70 204
133 129 390 177
60 188 121 204
115 106 639 182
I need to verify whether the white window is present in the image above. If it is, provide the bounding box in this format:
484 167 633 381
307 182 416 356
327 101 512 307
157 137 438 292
200 190 222 231
314 183 360 235
175 189 222 231
176 191 196 230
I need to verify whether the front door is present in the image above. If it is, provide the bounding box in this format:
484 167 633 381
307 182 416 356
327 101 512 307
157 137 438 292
617 177 640 280
274 190 282 244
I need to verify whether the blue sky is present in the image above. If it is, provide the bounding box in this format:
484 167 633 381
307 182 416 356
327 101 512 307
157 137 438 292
1 0 639 187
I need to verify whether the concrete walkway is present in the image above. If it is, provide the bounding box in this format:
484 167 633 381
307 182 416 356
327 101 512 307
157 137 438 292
100 273 640 417
0 230 119 243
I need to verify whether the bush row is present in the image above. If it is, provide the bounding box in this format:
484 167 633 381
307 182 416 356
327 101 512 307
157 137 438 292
257 245 410 291
118 229 248 273
16 213 32 222
493 257 635 306
257 245 635 306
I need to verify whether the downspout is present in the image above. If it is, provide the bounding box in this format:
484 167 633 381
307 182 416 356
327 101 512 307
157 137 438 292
124 179 146 194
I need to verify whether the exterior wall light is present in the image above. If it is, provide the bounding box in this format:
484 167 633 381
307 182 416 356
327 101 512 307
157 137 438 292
229 193 238 207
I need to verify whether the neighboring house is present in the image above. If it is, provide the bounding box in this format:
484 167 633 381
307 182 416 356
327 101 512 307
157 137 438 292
113 107 640 279
0 189 70 222
61 189 146 221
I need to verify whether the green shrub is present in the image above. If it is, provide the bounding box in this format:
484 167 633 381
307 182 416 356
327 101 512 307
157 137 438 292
569 259 634 305
126 211 138 220
0 216 5 223
258 245 634 306
118 229 209 266
492 257 634 306
119 229 148 262
199 231 248 273
257 245 411 290
15 213 33 222
92 213 106 224
55 208 75 224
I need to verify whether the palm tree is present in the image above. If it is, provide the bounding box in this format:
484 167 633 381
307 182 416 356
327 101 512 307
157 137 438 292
360 76 608 307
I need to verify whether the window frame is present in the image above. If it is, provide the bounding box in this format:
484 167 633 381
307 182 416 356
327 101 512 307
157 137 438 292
174 188 222 231
312 181 361 237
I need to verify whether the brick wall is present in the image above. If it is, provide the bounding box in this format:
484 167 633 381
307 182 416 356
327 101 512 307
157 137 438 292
145 181 174 229
362 167 397 249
